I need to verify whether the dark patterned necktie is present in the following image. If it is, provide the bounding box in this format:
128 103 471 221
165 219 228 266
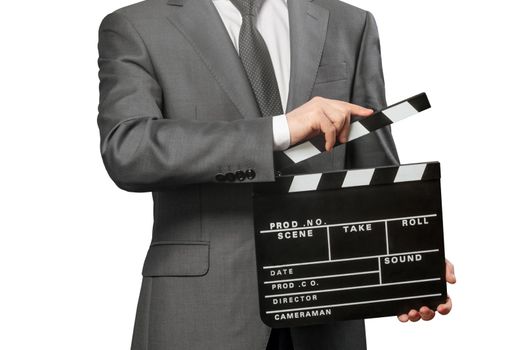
229 0 284 117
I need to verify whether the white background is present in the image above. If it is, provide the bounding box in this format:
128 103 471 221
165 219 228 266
0 0 523 349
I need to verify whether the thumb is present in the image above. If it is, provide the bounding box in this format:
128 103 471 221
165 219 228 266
445 259 456 284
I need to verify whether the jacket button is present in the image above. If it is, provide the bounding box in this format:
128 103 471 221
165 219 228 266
246 168 256 180
215 173 226 182
225 172 236 182
235 170 246 181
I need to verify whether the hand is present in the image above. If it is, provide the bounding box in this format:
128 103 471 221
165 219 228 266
397 259 456 322
285 96 374 151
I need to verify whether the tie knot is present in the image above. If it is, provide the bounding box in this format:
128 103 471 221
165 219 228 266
230 0 257 16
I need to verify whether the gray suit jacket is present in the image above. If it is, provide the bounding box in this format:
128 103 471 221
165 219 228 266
97 0 399 349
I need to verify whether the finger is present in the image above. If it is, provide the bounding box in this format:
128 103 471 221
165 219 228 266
398 314 409 323
338 112 351 144
445 259 456 284
408 309 421 322
345 103 374 117
419 306 436 321
318 113 337 151
321 102 348 133
320 102 352 143
437 296 453 315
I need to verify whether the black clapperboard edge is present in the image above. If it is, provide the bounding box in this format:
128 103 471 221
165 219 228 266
252 93 448 328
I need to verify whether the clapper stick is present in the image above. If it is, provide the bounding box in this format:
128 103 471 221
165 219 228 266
274 92 431 173
257 162 440 194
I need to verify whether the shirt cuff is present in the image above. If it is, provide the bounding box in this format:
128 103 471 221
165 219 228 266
271 114 291 151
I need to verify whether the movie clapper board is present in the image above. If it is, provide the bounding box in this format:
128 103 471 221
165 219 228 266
252 93 448 328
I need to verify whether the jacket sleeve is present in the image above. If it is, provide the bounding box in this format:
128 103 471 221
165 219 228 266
97 11 276 192
346 10 401 169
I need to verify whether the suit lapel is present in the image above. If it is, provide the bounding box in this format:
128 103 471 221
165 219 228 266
165 0 329 118
285 0 329 114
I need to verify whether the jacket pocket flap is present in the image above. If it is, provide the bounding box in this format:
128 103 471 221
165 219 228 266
315 61 348 84
142 241 210 277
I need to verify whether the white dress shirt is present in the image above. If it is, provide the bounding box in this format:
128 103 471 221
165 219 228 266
211 0 291 151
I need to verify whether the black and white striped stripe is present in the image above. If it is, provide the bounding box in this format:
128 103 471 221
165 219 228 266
274 93 431 171
256 162 440 194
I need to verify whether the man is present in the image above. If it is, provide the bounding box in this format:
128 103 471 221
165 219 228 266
97 0 455 349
